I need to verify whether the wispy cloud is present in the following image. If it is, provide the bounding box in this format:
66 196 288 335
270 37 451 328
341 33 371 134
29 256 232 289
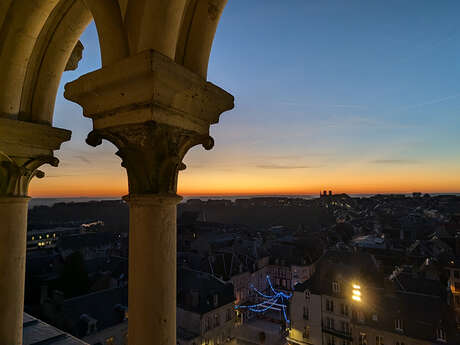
256 164 318 169
397 93 460 111
370 159 420 165
330 104 368 109
73 155 91 164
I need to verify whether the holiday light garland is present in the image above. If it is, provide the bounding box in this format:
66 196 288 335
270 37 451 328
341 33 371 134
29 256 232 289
234 275 292 324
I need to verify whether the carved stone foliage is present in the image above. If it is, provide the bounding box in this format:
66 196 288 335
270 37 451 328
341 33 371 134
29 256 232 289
86 121 214 195
0 154 59 197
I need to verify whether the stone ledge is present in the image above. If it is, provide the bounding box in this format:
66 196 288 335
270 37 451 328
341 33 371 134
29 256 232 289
64 49 234 134
0 118 71 158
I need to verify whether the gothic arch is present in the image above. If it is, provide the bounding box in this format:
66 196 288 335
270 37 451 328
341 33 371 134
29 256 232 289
0 0 229 126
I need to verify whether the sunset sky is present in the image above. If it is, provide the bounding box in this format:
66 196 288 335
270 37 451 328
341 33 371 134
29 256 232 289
30 0 460 197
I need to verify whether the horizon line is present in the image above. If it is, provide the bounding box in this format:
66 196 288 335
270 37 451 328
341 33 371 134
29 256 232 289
29 191 460 199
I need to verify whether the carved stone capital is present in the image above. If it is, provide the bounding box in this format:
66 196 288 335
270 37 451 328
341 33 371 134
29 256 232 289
0 155 59 196
64 49 234 196
87 121 214 195
0 118 71 196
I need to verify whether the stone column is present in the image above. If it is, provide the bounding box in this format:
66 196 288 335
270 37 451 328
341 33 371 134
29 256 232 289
125 194 180 344
64 50 234 345
0 118 70 344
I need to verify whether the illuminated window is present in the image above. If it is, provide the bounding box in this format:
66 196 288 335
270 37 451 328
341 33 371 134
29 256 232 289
352 283 361 302
39 235 42 239
358 332 367 345
375 335 383 345
31 236 35 241
105 336 114 345
46 234 49 238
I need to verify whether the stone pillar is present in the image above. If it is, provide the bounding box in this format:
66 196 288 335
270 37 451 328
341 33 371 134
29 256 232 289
126 194 181 344
0 118 70 344
64 50 234 345
0 197 29 345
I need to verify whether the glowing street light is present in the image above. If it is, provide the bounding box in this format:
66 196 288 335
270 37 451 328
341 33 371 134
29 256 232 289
352 283 361 302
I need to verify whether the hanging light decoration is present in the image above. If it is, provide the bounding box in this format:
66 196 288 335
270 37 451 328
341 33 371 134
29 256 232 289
234 275 292 324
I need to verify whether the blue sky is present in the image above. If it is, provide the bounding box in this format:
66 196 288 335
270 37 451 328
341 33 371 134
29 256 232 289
30 0 460 196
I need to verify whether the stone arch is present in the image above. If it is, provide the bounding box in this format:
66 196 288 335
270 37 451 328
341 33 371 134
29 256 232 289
0 2 233 343
0 0 229 127
20 0 92 124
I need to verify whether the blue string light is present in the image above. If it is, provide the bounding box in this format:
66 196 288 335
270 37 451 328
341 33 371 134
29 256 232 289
234 275 291 324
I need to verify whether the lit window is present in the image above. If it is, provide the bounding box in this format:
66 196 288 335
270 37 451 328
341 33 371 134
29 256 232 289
375 335 383 345
358 332 367 345
46 234 49 238
31 236 35 241
105 336 114 345
352 283 361 302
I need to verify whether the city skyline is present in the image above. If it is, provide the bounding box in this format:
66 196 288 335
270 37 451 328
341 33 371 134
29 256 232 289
30 0 460 197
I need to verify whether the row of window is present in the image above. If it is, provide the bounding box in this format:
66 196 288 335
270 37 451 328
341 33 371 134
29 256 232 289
324 317 350 334
326 335 351 345
325 299 348 316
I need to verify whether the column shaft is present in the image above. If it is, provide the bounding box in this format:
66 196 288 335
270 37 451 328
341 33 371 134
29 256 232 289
126 194 181 345
0 197 30 345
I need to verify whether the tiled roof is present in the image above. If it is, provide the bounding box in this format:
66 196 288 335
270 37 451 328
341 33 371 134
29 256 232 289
23 313 88 345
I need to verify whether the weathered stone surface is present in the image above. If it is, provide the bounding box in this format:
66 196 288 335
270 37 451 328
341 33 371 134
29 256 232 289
65 50 233 196
64 49 234 134
0 118 71 196
87 121 214 195
64 40 84 71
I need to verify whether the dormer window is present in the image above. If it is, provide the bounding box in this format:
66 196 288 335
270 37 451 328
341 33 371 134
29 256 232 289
436 328 447 342
395 319 403 332
332 281 340 293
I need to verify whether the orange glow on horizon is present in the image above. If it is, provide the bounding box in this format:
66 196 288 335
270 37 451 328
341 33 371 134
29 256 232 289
28 161 460 198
